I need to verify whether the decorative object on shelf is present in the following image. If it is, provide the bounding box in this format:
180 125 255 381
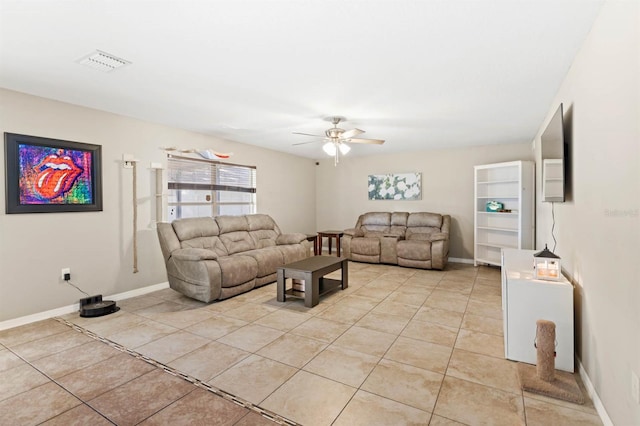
367 172 421 200
486 200 504 212
4 133 103 214
533 244 561 281
160 147 233 160
197 149 233 160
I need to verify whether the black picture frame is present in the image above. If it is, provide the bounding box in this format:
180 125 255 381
4 133 103 214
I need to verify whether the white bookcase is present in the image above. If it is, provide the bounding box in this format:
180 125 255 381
474 161 534 266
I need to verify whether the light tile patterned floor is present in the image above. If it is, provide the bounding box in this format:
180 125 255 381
0 261 603 425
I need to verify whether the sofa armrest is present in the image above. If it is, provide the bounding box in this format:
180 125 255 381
276 233 307 245
407 232 448 242
427 232 448 242
172 248 218 261
344 228 364 237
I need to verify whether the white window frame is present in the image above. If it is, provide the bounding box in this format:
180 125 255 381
166 154 256 220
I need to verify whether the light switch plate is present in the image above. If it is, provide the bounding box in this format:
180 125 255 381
632 370 640 404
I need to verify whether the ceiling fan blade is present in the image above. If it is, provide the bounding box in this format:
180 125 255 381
348 138 385 145
340 128 365 139
292 140 323 146
292 132 325 137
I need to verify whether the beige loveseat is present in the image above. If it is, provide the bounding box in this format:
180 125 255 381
157 214 311 302
342 212 450 270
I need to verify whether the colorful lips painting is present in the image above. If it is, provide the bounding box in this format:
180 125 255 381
33 153 83 199
18 144 93 204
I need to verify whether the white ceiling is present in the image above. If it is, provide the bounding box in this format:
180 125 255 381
0 0 603 160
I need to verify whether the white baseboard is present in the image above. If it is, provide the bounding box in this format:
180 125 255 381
0 281 169 331
577 357 613 426
106 282 169 302
449 257 475 264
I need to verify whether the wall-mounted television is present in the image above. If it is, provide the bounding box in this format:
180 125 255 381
541 104 565 202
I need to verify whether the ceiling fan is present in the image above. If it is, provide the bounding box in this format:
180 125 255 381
293 116 385 165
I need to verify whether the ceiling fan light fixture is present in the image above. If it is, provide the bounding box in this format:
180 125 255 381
339 143 351 155
323 142 336 156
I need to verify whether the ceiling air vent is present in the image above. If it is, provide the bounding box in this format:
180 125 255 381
77 50 130 72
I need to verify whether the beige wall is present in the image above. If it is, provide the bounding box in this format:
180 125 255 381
315 143 533 260
534 1 639 424
0 89 316 322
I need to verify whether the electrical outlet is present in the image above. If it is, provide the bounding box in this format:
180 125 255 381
61 268 70 280
632 371 640 404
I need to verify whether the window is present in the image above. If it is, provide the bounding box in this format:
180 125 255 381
166 154 256 221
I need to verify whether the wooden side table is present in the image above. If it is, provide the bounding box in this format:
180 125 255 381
317 230 344 257
305 234 319 256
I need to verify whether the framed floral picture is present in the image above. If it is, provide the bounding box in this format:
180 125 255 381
368 172 421 200
4 133 103 214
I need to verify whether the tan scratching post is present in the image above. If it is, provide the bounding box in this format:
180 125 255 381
518 319 585 404
536 319 556 382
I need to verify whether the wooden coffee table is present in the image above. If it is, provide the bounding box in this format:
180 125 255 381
277 256 348 308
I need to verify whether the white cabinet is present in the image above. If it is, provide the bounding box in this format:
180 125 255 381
474 161 534 266
501 249 574 372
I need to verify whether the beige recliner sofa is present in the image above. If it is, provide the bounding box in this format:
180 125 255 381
157 214 311 302
342 212 450 270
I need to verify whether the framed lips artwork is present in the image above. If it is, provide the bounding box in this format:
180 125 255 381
4 133 103 214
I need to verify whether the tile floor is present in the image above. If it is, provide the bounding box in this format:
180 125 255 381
0 261 603 425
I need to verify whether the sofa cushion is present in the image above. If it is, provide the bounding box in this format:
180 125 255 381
389 226 406 237
241 247 284 277
216 215 249 233
173 217 220 240
251 229 278 248
220 231 256 255
360 213 390 234
351 237 381 256
247 214 277 231
397 240 432 261
406 228 441 239
362 212 391 226
216 255 258 287
390 212 409 226
407 212 442 228
180 237 228 256
173 217 229 255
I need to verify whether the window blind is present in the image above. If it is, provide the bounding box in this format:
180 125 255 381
167 154 256 193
